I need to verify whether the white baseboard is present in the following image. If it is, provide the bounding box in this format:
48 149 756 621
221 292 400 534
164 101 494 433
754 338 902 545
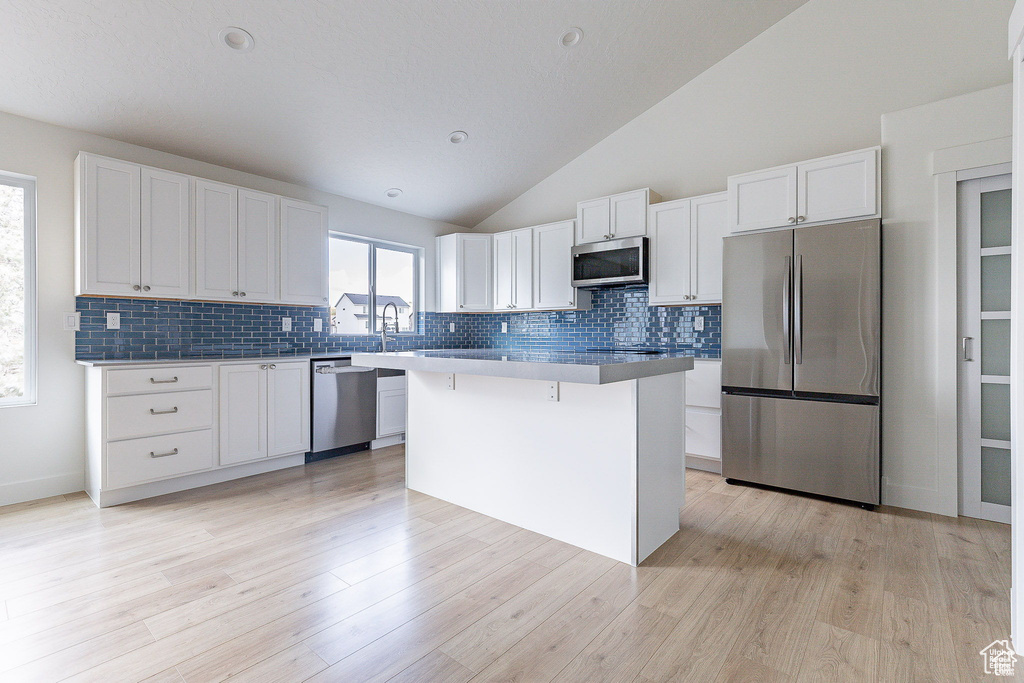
372 434 405 449
0 471 86 507
686 454 722 474
89 453 305 508
881 477 957 517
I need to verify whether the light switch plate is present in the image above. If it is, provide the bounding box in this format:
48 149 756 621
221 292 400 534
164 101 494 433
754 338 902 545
547 381 560 402
313 318 323 332
449 322 456 333
501 322 508 333
63 312 81 331
282 317 292 332
106 312 120 330
694 316 705 332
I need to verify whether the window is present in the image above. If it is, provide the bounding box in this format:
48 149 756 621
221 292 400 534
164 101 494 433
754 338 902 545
329 234 419 335
0 172 36 407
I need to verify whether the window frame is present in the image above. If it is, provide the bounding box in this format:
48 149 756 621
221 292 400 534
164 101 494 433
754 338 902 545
329 233 421 336
0 171 37 408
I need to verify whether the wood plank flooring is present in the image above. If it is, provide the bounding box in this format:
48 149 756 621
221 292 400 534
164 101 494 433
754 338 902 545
0 445 1015 682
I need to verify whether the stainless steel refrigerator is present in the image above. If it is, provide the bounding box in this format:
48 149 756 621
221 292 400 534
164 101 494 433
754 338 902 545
721 218 880 506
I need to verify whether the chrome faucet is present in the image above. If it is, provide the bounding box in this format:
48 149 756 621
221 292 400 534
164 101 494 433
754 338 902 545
380 301 399 351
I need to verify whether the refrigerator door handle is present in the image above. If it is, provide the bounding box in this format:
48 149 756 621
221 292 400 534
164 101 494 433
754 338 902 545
794 254 803 365
782 256 792 365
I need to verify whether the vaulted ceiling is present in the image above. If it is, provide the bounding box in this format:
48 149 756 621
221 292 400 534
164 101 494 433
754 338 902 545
0 0 807 226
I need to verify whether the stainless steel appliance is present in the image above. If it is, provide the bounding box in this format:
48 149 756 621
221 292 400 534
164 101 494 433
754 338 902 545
721 219 881 506
311 357 378 457
571 237 648 288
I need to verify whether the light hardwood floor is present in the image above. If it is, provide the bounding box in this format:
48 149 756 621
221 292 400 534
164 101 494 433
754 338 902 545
0 444 1015 682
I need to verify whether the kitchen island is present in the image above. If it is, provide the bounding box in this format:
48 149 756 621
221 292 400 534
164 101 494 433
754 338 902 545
352 349 693 565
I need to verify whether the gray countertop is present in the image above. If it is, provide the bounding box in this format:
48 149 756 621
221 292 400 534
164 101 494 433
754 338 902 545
75 354 342 367
351 349 694 384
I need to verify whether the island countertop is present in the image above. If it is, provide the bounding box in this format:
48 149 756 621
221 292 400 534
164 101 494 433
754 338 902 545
351 348 694 384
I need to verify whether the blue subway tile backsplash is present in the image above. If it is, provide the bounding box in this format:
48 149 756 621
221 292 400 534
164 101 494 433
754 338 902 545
75 286 721 361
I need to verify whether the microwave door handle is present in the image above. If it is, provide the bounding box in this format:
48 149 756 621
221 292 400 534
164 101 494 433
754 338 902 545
782 256 791 365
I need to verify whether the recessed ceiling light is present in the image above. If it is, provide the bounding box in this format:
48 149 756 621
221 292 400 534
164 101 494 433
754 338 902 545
218 26 255 52
385 188 403 198
448 131 468 144
559 27 583 48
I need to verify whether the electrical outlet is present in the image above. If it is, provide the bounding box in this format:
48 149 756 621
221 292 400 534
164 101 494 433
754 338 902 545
106 312 120 330
694 316 705 332
313 318 323 332
547 381 560 402
449 322 456 333
501 322 508 334
63 312 81 331
282 317 292 332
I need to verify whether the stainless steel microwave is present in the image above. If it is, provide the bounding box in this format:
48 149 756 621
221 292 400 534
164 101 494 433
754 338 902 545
571 236 649 288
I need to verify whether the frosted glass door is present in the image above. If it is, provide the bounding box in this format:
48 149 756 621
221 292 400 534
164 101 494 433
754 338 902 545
958 174 1011 523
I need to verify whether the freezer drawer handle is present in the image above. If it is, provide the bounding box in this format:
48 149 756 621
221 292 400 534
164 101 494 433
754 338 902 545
149 448 179 459
962 337 974 362
794 255 803 365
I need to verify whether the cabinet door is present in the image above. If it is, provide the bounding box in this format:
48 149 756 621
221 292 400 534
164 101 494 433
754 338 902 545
267 361 310 456
237 189 278 302
493 231 514 310
609 189 648 238
436 235 458 313
533 220 576 310
689 193 727 303
685 408 721 461
685 360 722 409
457 234 492 311
576 197 610 244
512 228 533 309
727 165 798 233
79 154 141 296
648 199 691 305
194 179 238 301
141 168 191 298
797 148 878 225
377 388 407 438
219 364 266 465
280 199 329 306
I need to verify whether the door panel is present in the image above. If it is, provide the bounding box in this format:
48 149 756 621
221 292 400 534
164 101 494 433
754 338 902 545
194 179 238 300
512 228 533 309
280 199 329 306
610 190 647 238
457 234 492 311
727 165 797 233
797 149 877 224
237 189 278 302
533 221 576 309
647 199 691 305
792 220 880 396
721 229 793 391
141 168 190 298
493 232 514 310
268 361 310 456
82 155 141 296
722 394 880 504
690 193 727 303
576 197 610 244
219 364 266 465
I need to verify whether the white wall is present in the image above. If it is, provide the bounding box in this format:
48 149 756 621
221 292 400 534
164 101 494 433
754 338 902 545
881 84 1012 514
0 110 463 506
474 0 1013 231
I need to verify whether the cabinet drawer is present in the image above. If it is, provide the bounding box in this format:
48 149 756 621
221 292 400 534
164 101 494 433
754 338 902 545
685 408 721 460
107 390 213 440
106 366 212 396
106 429 214 489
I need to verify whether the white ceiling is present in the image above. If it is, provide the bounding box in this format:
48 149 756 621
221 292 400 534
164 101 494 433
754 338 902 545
0 0 807 226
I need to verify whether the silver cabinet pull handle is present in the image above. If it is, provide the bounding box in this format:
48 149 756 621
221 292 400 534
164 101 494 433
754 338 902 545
240 292 246 297
149 376 179 384
150 448 179 459
133 284 141 291
269 364 277 369
232 291 239 297
143 285 151 292
788 217 797 224
149 407 179 415
796 216 805 223
260 364 268 370
963 337 974 361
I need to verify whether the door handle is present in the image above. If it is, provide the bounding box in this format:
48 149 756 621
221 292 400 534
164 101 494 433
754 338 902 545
782 256 792 365
149 448 179 459
149 376 178 384
793 255 803 365
149 407 179 415
963 337 974 361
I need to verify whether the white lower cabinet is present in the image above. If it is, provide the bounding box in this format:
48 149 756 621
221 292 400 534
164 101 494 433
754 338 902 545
86 359 311 507
377 375 407 438
685 359 722 473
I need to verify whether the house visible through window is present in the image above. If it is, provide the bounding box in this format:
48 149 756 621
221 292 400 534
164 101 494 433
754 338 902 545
329 234 419 335
0 171 36 407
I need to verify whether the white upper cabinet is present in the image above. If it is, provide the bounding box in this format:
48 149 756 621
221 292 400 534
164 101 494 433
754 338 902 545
194 179 238 300
236 189 278 303
797 148 878 225
78 153 189 298
727 147 879 233
493 228 533 310
533 220 580 310
649 192 726 306
141 168 191 298
437 233 493 312
576 188 662 244
280 198 329 306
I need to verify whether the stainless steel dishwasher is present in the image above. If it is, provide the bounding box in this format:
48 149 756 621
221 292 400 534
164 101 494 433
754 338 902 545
310 357 378 458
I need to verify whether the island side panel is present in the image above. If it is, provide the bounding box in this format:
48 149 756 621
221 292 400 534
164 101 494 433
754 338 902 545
634 372 685 564
406 370 637 564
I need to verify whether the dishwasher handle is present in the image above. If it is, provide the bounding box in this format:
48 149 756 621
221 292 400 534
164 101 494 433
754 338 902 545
315 365 376 375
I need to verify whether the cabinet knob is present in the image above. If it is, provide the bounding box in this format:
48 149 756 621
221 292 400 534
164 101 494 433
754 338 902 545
132 284 141 291
323 297 328 303
240 292 246 297
143 285 151 292
232 291 239 297
796 215 805 223
260 364 268 370
460 305 464 308
787 217 797 224
269 363 277 369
